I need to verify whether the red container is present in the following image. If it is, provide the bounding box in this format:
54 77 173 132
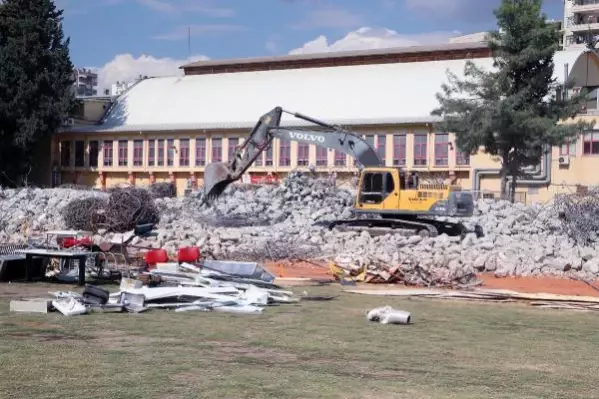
178 247 200 263
144 249 169 269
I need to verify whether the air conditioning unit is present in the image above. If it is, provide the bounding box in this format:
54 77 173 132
558 155 570 166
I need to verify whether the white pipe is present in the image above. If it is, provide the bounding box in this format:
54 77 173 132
380 310 411 325
366 306 411 325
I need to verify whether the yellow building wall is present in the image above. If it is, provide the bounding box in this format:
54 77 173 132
53 117 599 202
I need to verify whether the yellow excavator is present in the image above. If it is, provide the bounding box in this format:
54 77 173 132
203 107 483 238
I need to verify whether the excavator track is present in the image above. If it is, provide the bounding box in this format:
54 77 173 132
324 218 483 239
326 218 439 237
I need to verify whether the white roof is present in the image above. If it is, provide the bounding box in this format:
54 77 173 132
72 49 586 133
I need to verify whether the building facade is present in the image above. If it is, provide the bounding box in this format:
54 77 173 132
54 43 599 204
72 68 98 97
564 0 599 48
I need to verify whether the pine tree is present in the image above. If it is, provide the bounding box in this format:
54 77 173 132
0 0 75 185
432 0 592 202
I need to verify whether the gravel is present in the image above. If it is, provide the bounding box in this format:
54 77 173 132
1 172 598 285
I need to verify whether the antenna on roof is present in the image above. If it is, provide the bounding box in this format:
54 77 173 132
187 26 191 57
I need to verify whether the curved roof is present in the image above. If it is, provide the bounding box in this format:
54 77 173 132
74 49 590 133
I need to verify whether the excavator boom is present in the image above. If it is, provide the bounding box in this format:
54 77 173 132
203 106 382 201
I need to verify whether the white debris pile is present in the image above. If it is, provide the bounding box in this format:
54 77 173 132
14 264 299 316
3 173 599 283
0 187 108 243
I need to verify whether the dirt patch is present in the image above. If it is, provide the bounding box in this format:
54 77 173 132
266 261 332 279
478 274 599 297
268 260 599 297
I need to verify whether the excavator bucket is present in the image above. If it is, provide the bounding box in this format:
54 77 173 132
203 162 234 202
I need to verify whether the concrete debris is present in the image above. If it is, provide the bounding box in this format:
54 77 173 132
3 173 599 285
10 298 51 313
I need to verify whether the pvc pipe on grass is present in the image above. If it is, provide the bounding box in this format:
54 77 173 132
366 306 411 325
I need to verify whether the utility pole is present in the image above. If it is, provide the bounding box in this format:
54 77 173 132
187 26 191 57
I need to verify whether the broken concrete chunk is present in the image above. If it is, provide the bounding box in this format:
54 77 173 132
10 299 51 314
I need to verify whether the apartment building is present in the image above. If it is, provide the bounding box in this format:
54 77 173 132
72 68 98 97
564 0 599 47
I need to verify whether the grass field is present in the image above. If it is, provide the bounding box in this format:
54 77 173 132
1 283 599 399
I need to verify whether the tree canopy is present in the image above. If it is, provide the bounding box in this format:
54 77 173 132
0 0 75 186
432 0 592 202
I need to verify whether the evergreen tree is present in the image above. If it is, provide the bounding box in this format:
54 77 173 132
0 0 75 186
432 0 592 202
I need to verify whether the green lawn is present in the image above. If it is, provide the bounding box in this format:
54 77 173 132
0 283 598 399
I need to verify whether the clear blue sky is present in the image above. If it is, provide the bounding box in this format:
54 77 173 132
56 0 564 88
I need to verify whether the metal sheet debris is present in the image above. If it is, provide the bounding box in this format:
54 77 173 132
17 258 300 317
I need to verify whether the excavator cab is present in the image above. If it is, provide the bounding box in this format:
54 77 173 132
355 168 476 218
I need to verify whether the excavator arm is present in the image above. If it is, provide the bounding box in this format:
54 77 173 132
203 106 383 200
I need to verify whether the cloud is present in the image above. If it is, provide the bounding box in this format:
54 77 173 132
292 6 364 29
134 0 234 16
289 27 461 55
92 53 209 93
153 24 245 40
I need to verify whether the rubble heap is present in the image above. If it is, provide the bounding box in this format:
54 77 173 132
1 173 599 286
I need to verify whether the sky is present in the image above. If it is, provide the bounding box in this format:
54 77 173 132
56 0 564 91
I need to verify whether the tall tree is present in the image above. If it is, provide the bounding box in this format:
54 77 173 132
432 0 592 202
0 0 75 186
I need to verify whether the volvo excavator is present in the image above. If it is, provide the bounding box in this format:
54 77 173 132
203 106 483 238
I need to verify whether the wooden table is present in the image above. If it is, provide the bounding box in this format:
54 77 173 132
16 249 90 286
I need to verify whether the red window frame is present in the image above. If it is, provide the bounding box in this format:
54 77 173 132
157 139 164 166
118 140 128 166
456 151 470 166
434 133 449 166
561 138 577 156
413 134 427 166
376 134 386 164
279 139 290 166
583 132 599 155
392 134 406 166
334 150 346 166
179 138 190 166
195 138 206 166
148 140 155 166
103 141 113 166
316 146 327 166
297 143 309 166
167 139 174 166
265 143 273 166
133 140 143 166
212 138 222 162
228 138 238 161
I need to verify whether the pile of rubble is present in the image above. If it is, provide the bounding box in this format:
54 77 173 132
2 172 599 286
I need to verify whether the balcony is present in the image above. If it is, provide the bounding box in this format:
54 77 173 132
573 0 599 13
569 21 599 33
